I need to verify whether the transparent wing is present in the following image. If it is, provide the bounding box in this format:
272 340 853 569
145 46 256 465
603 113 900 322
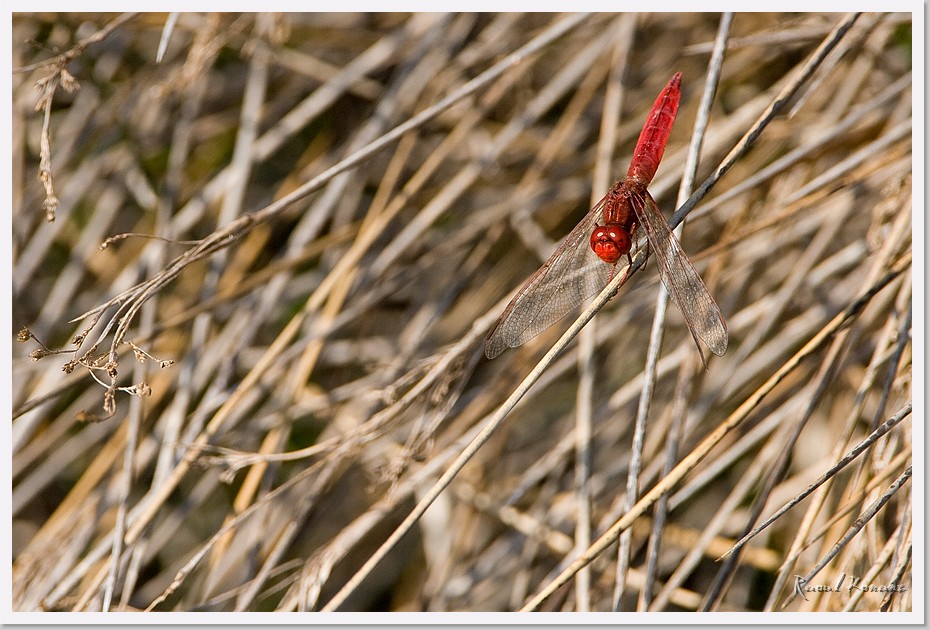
485 198 617 359
633 190 728 356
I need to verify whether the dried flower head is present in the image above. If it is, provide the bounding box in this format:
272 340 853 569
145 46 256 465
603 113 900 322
59 68 80 93
29 348 50 361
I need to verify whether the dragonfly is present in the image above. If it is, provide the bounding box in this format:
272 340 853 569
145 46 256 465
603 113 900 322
485 72 728 362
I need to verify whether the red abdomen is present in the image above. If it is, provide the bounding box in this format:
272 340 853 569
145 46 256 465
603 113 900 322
626 72 681 185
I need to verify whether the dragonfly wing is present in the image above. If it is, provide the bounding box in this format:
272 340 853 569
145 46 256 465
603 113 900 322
633 190 728 356
485 199 616 359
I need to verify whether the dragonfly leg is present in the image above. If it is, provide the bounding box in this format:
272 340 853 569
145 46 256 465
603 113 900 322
606 264 620 299
629 220 645 270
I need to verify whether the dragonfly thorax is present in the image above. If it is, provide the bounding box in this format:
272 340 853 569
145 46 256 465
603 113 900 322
590 223 632 264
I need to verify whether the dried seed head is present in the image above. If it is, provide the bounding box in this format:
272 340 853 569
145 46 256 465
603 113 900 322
103 390 116 416
59 69 79 93
43 196 58 222
29 348 50 361
125 382 152 397
17 328 32 343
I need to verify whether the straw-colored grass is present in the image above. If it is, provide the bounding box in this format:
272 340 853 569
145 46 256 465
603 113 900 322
12 12 912 613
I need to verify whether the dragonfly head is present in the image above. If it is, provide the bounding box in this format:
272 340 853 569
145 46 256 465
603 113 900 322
590 223 632 264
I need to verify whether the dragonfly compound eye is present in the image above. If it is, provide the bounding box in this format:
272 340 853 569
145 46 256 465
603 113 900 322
589 224 632 264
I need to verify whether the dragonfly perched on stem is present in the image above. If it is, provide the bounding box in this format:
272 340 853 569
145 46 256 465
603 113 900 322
485 72 728 364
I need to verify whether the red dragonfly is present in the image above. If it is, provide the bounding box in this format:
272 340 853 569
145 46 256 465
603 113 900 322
485 72 728 361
